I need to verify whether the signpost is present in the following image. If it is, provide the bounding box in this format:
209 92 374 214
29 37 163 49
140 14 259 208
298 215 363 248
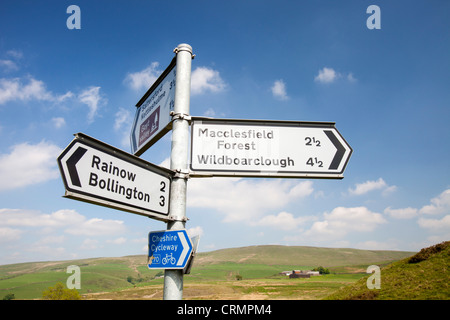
57 43 354 301
57 133 174 221
130 58 177 156
148 229 193 270
190 118 352 179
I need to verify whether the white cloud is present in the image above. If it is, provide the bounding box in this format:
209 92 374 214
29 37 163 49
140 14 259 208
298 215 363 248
65 218 126 236
418 215 450 232
0 208 126 237
384 206 418 219
202 107 225 118
347 73 357 82
0 75 106 124
0 208 128 263
314 67 357 84
191 66 226 95
188 178 313 223
348 178 396 196
304 206 387 240
0 227 23 243
0 50 23 72
114 107 132 131
419 189 450 215
78 86 106 123
187 226 204 238
0 60 18 72
0 76 73 105
107 237 127 245
314 67 338 83
0 209 85 228
288 181 315 198
124 63 226 95
80 238 100 250
34 235 65 245
0 141 61 191
114 107 133 148
271 79 288 100
203 107 216 117
124 62 161 91
27 245 66 258
253 211 313 231
6 50 23 60
51 117 66 128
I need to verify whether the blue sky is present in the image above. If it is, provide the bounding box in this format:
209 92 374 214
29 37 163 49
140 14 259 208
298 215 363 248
1 0 449 265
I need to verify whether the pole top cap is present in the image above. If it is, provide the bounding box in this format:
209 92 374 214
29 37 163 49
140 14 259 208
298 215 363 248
174 43 194 57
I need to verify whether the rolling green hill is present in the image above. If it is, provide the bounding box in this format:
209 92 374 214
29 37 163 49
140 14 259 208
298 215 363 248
326 241 450 300
0 245 415 300
194 245 413 267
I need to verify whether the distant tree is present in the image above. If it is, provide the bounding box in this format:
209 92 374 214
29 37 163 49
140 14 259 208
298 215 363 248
42 282 82 300
127 276 134 284
127 275 145 285
313 266 330 274
235 275 243 281
3 293 15 300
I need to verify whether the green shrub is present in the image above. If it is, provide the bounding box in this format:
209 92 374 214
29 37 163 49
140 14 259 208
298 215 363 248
3 293 15 300
41 282 82 300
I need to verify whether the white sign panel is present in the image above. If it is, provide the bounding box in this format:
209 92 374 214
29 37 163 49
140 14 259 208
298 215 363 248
58 133 173 221
130 58 176 156
190 118 352 179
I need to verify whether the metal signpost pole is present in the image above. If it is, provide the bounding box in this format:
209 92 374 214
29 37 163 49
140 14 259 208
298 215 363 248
163 43 193 300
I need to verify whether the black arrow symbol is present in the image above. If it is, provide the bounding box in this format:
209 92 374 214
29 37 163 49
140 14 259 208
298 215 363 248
67 146 87 187
324 130 345 170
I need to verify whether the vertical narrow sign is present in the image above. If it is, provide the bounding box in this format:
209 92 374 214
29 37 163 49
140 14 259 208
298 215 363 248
130 58 177 156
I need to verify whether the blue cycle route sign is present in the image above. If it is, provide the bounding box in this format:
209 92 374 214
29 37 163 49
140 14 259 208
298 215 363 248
148 229 193 269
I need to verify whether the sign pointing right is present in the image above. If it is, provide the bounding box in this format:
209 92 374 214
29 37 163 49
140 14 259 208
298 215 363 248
323 130 346 170
190 118 353 179
148 229 193 270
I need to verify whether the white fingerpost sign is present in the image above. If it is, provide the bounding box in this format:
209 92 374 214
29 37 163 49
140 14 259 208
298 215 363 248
190 118 352 179
57 133 174 221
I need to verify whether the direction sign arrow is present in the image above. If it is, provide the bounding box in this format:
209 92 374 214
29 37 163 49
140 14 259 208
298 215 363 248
57 133 174 221
130 58 177 156
66 146 87 187
148 230 193 269
324 130 346 170
190 118 352 179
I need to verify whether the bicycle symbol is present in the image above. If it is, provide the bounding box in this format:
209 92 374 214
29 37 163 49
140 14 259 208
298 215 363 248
162 253 176 265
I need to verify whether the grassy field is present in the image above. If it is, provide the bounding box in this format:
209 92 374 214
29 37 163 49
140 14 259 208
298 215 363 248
0 245 416 300
84 274 365 300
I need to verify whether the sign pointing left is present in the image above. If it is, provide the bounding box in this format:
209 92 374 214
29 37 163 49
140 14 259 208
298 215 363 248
57 133 174 222
66 146 87 187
